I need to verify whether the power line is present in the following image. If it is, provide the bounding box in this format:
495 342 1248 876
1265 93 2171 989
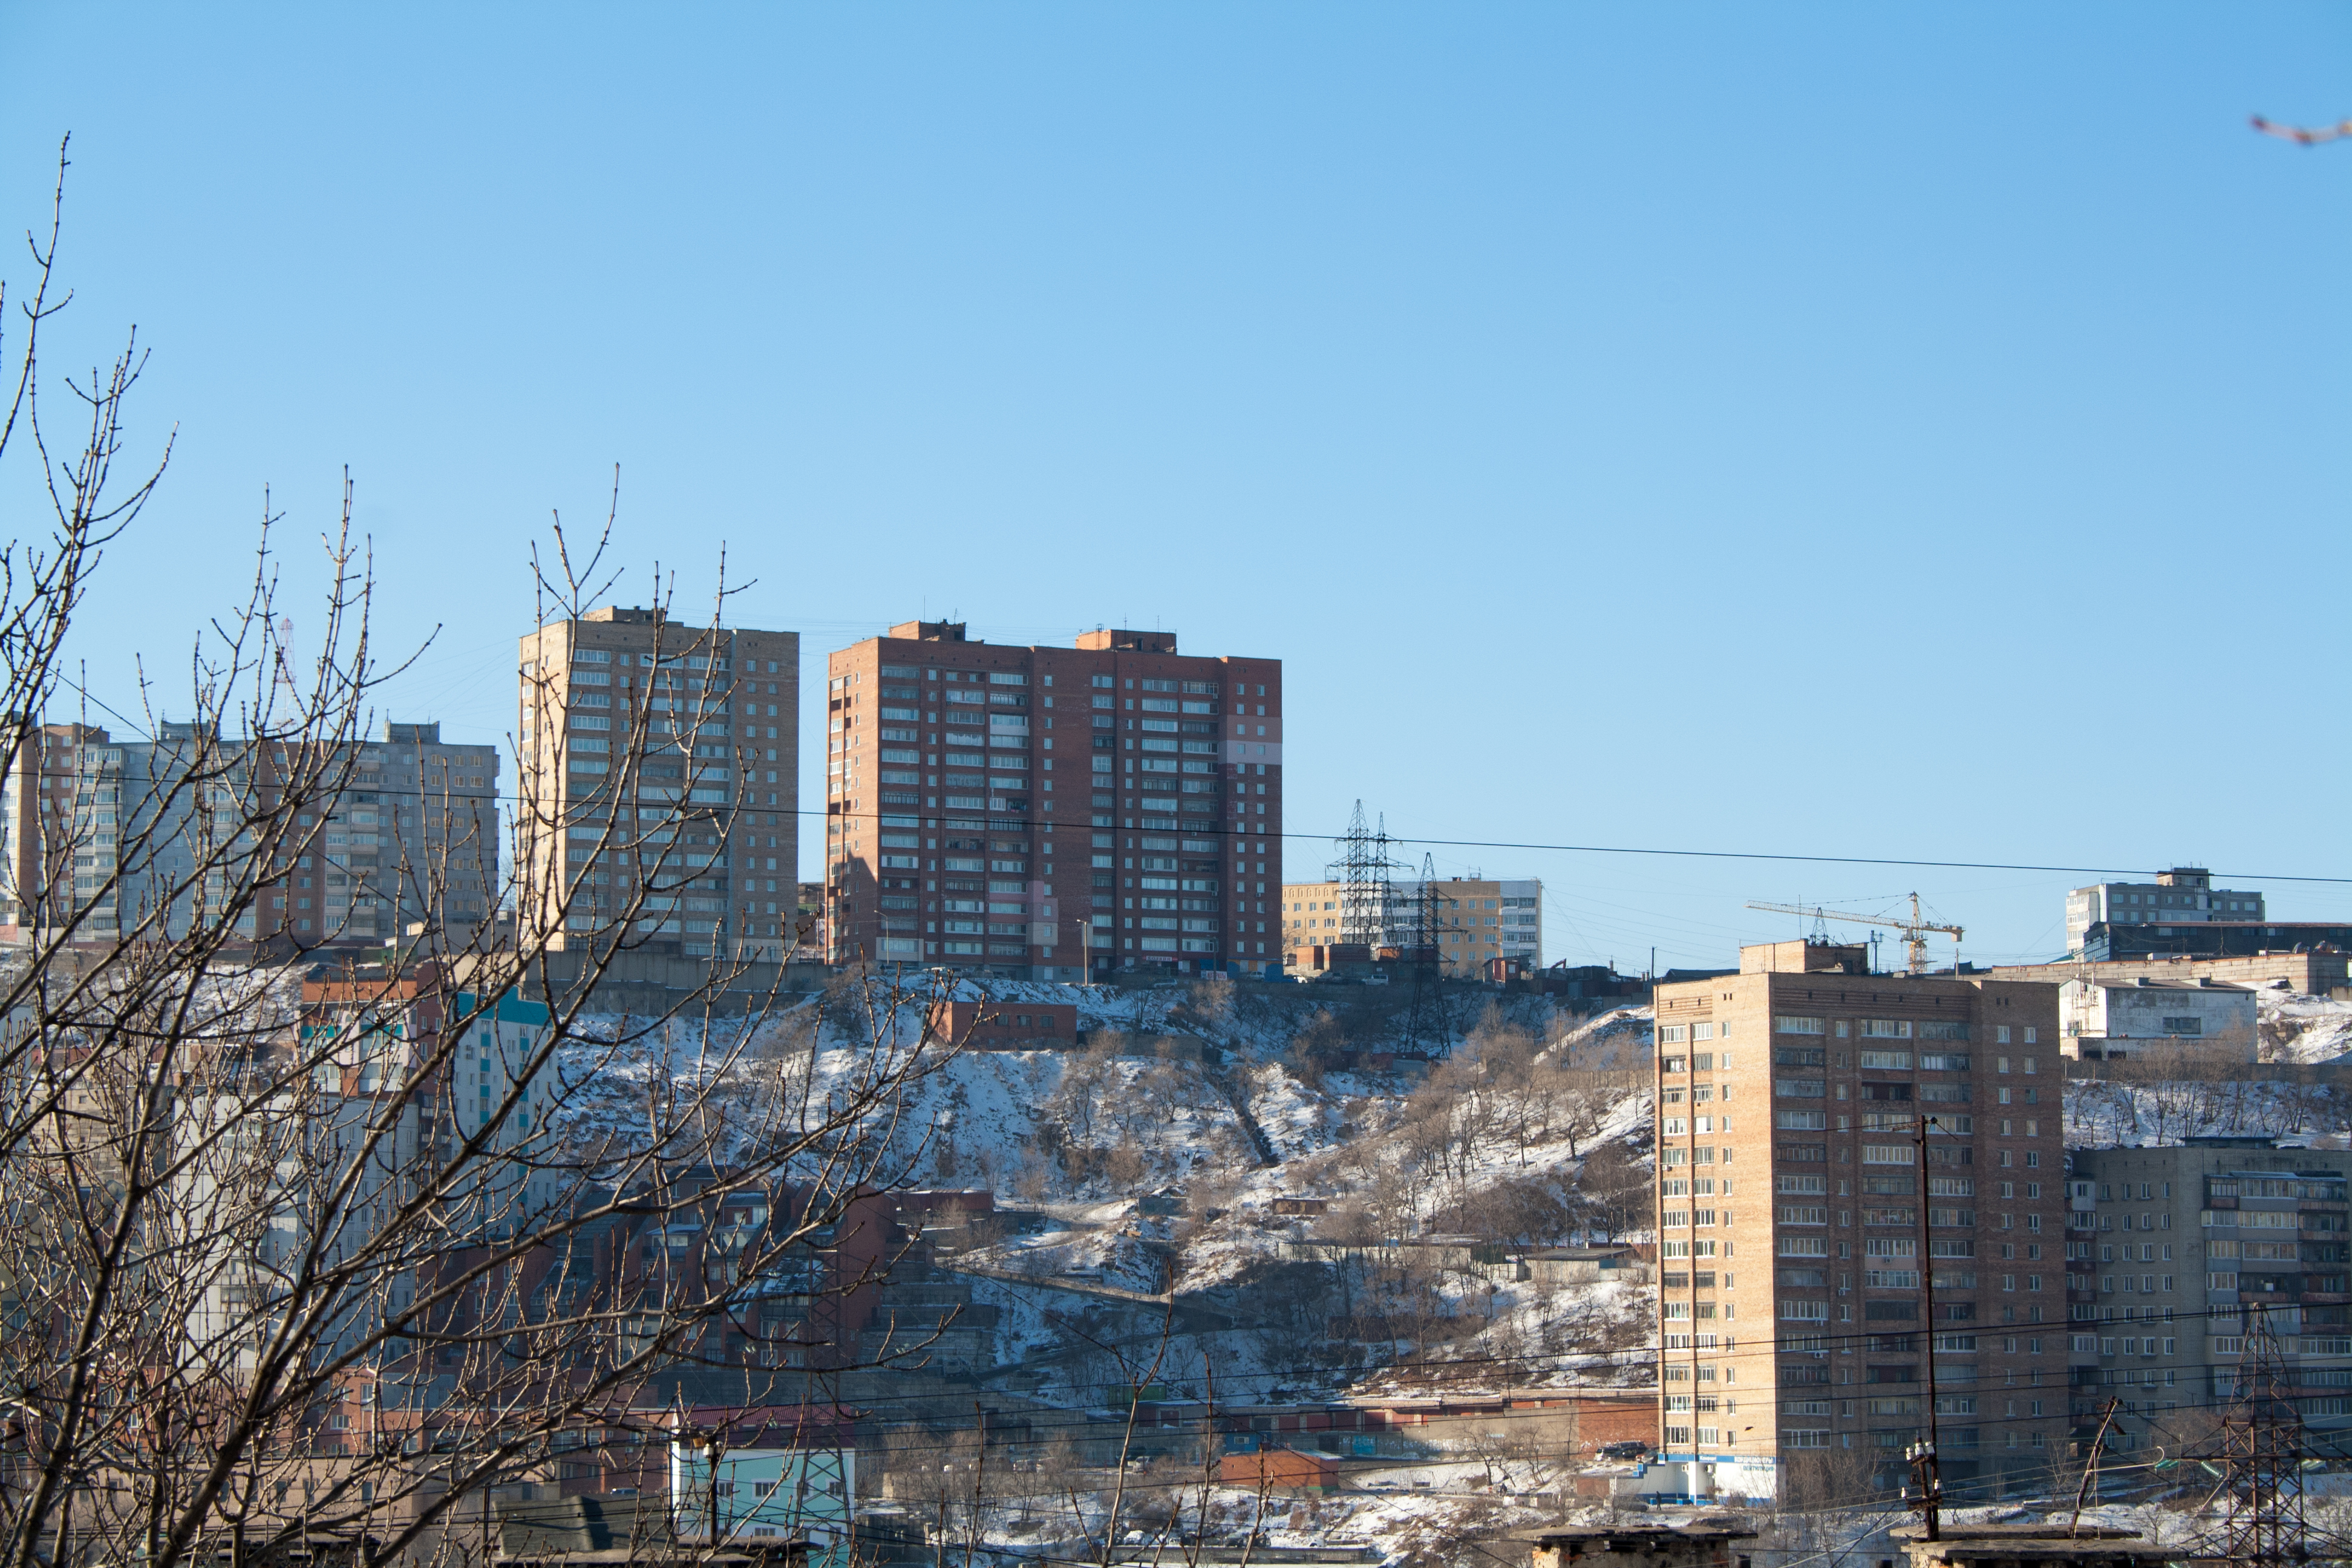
51 716 2352 894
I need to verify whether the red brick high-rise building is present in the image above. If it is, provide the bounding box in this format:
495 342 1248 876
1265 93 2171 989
823 622 1281 979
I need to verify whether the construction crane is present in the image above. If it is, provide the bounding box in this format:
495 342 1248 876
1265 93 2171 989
1745 893 1963 976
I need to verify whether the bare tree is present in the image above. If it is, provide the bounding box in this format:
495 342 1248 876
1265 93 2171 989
0 152 970 1568
1574 1139 1653 1245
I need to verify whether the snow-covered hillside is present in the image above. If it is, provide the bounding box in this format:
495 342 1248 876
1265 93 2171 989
2259 985 2352 1063
544 975 1663 1404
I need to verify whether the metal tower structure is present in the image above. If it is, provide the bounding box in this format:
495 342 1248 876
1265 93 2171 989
1372 811 1397 951
2213 1302 2308 1567
1331 800 1382 950
1400 853 1450 1056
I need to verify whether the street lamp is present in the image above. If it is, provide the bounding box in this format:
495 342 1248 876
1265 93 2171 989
696 1428 728 1544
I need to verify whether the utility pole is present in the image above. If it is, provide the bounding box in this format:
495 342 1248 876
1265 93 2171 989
2071 1399 2119 1534
1906 1112 1943 1540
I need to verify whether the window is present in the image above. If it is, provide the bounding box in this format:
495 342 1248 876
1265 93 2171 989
1775 1016 1826 1035
1861 1019 1912 1039
2160 1017 2203 1036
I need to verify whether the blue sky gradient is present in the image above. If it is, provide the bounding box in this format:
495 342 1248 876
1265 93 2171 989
2 5 2346 968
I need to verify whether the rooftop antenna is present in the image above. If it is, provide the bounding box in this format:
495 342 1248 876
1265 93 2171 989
273 616 299 699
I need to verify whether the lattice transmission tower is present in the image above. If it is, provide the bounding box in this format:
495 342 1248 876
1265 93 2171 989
2213 1302 2309 1567
1331 800 1382 950
1400 852 1451 1056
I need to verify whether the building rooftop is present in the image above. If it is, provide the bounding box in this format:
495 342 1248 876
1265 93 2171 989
1887 1524 2169 1568
885 619 967 641
1074 627 1178 652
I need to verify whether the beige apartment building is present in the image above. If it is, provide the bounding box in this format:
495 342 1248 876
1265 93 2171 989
822 622 1282 978
515 607 799 959
1280 875 1541 976
1647 941 2067 1504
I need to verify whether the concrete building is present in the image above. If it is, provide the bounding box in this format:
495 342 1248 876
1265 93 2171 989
335 722 500 948
183 970 556 1368
2066 868 2262 954
2062 866 2352 962
2060 1138 2352 1460
0 719 499 951
822 622 1281 979
2057 976 2258 1063
515 606 799 960
1993 948 2348 996
0 722 140 942
1646 940 2068 1503
1279 875 1541 978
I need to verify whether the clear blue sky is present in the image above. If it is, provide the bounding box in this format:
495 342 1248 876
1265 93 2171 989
3 4 2347 969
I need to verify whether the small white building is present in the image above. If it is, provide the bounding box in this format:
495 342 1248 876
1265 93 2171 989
2059 976 2256 1062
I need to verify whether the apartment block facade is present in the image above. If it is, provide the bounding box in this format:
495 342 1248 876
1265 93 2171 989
822 622 1281 978
2057 867 2352 961
516 607 799 959
0 722 137 942
2065 868 2262 955
2060 1139 2352 1459
1279 875 1543 976
0 719 500 950
1647 943 2068 1504
318 722 500 947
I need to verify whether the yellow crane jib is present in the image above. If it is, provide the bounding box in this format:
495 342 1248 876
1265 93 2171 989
1743 892 1962 976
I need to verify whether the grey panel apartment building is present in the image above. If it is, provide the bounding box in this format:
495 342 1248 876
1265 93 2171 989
2061 1139 2352 1459
0 719 498 950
